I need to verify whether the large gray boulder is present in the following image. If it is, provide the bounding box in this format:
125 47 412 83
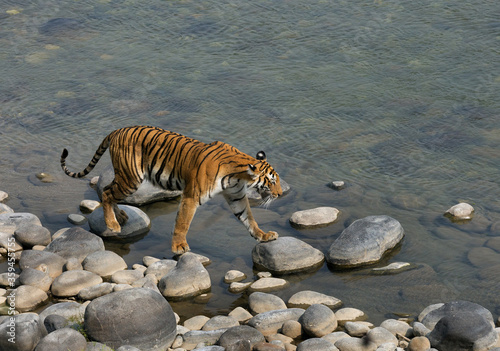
44 227 104 263
252 236 324 274
158 253 211 299
88 205 151 239
84 288 177 350
96 165 181 205
326 215 404 267
0 313 47 351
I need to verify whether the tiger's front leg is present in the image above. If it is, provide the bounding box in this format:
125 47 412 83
171 196 199 255
223 193 278 242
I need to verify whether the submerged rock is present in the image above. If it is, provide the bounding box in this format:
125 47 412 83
326 215 404 267
289 207 340 228
252 236 324 274
445 202 474 220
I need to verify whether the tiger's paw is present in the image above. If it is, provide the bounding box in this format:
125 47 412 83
172 241 191 255
102 227 121 237
259 231 279 242
116 209 129 226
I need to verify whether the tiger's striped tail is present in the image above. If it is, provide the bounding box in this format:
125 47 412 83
60 138 109 178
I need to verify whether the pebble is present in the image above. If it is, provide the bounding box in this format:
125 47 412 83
228 281 252 293
0 203 14 214
379 319 412 338
143 255 160 266
299 304 338 338
335 307 367 325
80 199 101 213
408 336 431 351
38 301 86 325
330 181 345 190
289 207 340 228
322 331 350 344
282 319 303 339
371 262 412 274
218 325 265 349
445 202 474 220
67 213 87 225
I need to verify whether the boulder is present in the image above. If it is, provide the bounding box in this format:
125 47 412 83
158 253 211 299
182 329 228 347
34 328 87 351
218 325 265 349
248 292 287 314
0 313 47 351
290 207 340 228
44 227 104 263
84 288 177 350
421 301 495 330
288 290 342 309
88 205 151 239
96 165 181 205
51 270 103 297
82 250 128 278
326 215 404 267
252 236 324 274
299 304 337 338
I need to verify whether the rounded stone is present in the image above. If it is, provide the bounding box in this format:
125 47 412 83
88 205 151 239
218 325 266 349
249 277 288 292
0 191 8 202
43 314 70 333
0 313 47 351
202 315 239 331
19 267 53 292
228 281 252 293
34 327 87 351
80 199 101 213
78 282 114 300
184 315 210 330
51 270 103 297
344 321 370 337
408 336 431 351
366 327 398 346
379 319 412 338
144 259 177 280
282 319 303 339
82 250 128 278
421 301 495 330
252 237 325 274
0 212 42 228
445 202 474 220
84 288 177 350
67 213 87 225
288 290 342 309
229 307 253 323
38 301 86 325
334 337 377 351
297 338 337 351
111 269 144 285
44 227 104 263
14 224 51 248
224 270 247 283
299 304 337 338
158 252 211 299
290 207 340 228
335 307 367 325
247 308 305 336
327 215 404 267
14 285 49 312
249 292 287 314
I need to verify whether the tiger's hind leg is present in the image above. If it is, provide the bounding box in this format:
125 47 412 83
101 175 140 234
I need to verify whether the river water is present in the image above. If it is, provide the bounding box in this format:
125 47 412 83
0 0 499 323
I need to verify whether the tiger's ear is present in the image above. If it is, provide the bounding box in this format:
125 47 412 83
256 151 266 161
247 164 258 179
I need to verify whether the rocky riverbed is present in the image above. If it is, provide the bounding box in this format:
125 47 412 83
0 182 499 351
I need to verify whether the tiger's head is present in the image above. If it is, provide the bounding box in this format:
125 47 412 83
247 151 282 203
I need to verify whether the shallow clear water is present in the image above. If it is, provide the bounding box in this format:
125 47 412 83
1 0 499 323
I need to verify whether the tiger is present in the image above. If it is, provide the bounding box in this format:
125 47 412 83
60 126 282 254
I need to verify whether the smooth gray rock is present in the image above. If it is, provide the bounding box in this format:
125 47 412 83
427 311 497 351
247 308 305 336
0 212 42 228
327 215 404 267
252 236 324 274
43 314 70 333
82 250 128 278
34 327 87 351
366 327 398 346
218 325 265 349
86 342 115 351
297 338 338 351
84 288 177 350
19 267 53 292
78 282 114 300
288 290 342 309
13 285 49 312
290 207 340 228
51 270 103 297
158 253 211 299
88 205 151 239
334 337 377 351
421 301 495 330
182 329 228 346
19 250 66 279
145 259 177 280
44 227 104 263
0 313 47 351
445 202 474 220
67 213 87 225
202 315 239 331
249 292 287 314
0 203 13 214
96 165 181 205
299 304 338 338
14 224 51 248
111 269 144 285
